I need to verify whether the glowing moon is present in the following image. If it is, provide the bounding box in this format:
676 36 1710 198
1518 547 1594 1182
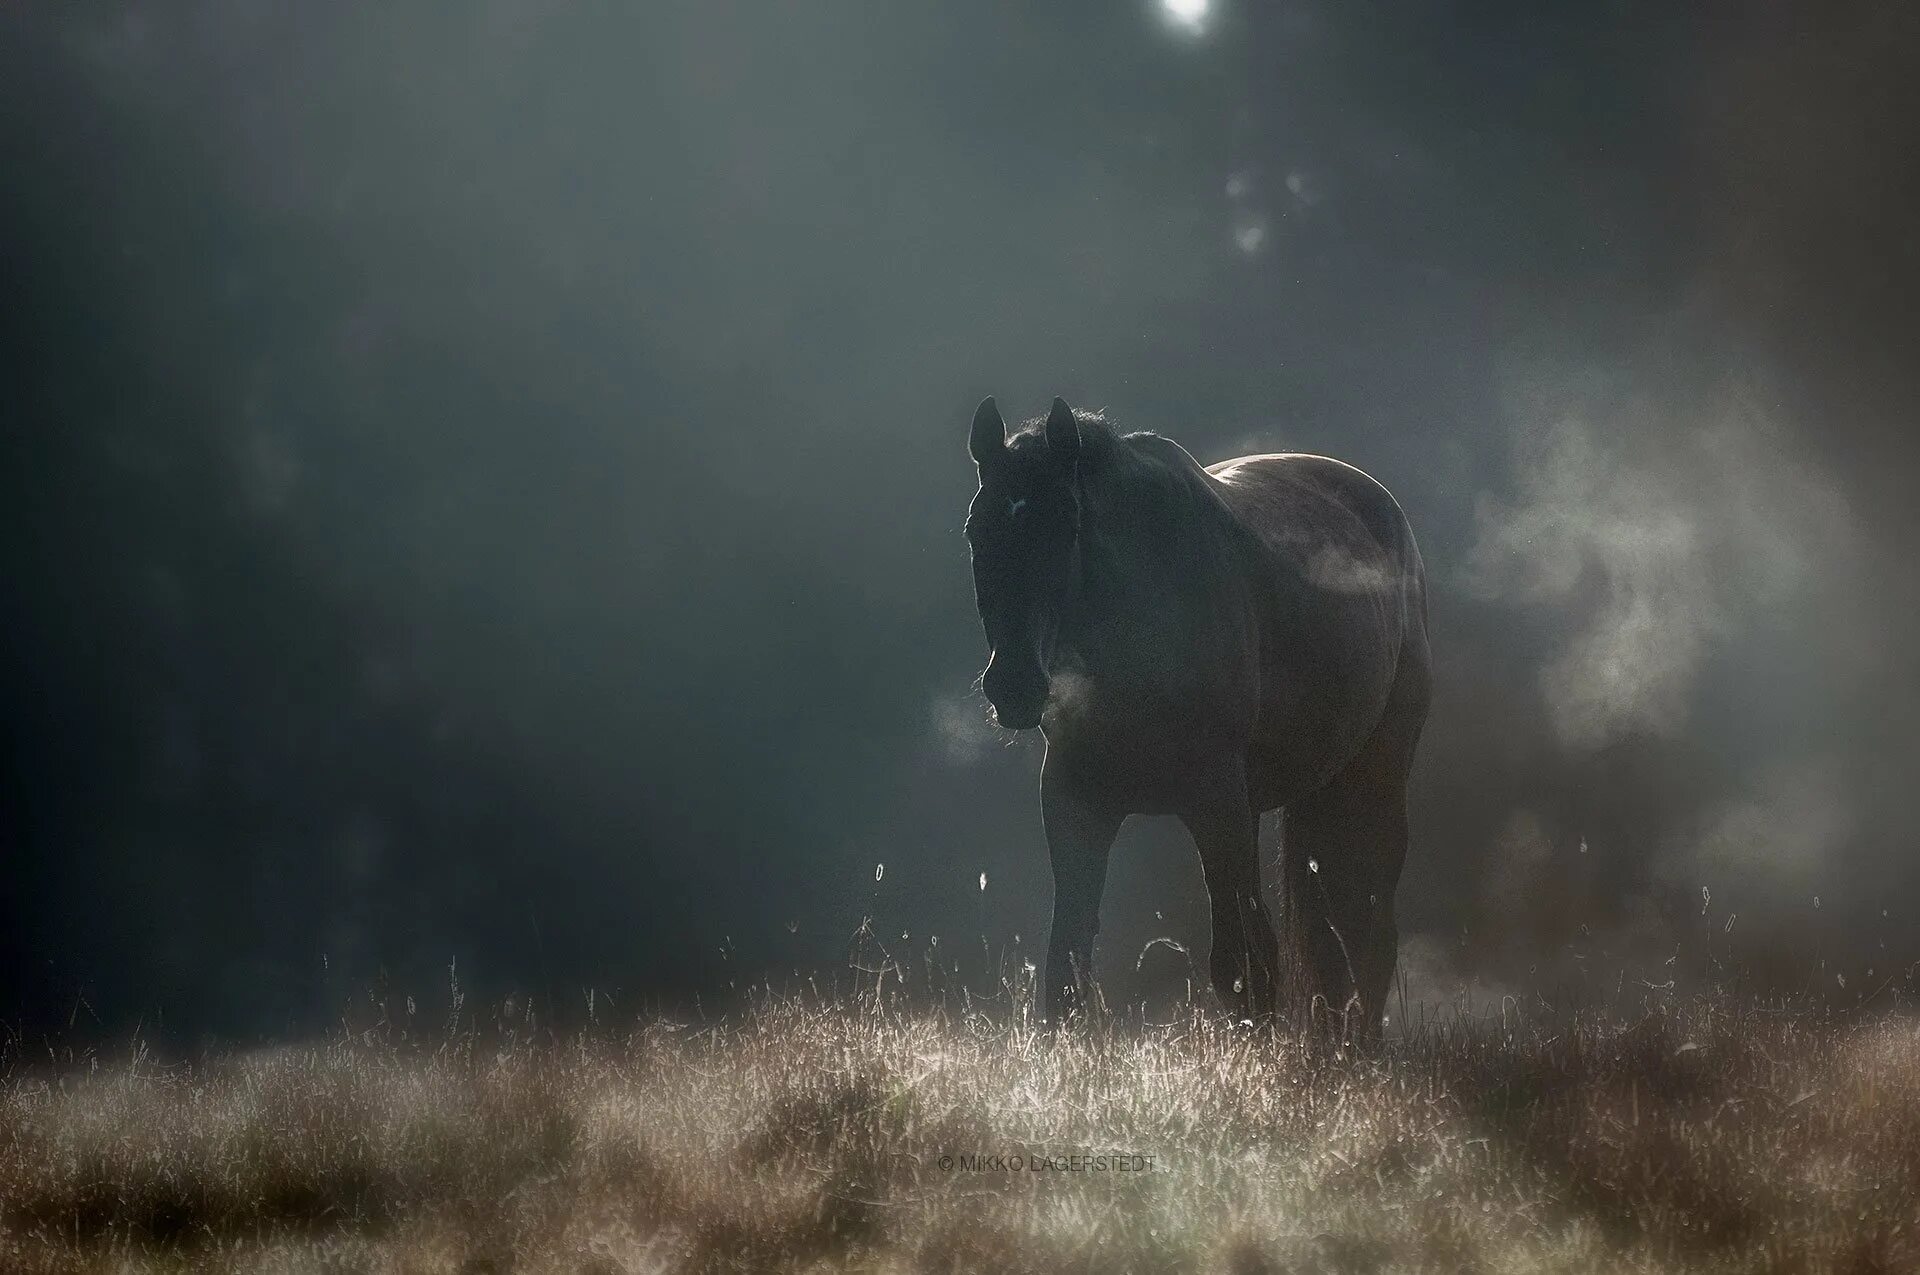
1161 0 1210 33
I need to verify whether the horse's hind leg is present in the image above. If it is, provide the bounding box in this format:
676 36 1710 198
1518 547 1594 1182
1283 669 1426 1043
1284 773 1406 1042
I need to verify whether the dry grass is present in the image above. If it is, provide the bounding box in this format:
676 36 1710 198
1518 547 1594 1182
3 988 1918 1274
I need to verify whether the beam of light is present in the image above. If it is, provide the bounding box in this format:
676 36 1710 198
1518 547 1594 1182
1159 0 1211 35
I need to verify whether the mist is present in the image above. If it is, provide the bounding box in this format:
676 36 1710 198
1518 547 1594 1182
5 2 1917 1045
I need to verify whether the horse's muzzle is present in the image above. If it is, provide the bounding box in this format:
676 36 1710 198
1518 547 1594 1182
990 696 1045 731
982 660 1048 731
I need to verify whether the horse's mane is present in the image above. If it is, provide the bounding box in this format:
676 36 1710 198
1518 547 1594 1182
1030 411 1220 508
1011 409 1206 487
1009 408 1234 557
1010 406 1118 446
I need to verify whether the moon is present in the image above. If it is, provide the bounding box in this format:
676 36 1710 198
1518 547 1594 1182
1160 0 1210 33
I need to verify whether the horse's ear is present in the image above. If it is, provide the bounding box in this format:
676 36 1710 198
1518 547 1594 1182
1045 396 1080 466
969 396 1006 469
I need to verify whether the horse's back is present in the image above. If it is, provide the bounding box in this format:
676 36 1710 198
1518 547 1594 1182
1205 452 1417 571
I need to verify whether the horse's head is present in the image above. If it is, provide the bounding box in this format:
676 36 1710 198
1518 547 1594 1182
965 395 1082 730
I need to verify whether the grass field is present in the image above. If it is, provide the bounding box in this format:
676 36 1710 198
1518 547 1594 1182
4 986 1918 1273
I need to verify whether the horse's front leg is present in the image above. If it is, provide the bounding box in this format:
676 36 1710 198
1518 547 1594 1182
1039 767 1122 1024
1181 758 1280 1023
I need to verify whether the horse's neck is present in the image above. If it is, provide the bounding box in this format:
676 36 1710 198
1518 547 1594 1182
1058 452 1249 678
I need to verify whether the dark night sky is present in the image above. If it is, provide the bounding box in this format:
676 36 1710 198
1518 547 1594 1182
5 2 1917 1044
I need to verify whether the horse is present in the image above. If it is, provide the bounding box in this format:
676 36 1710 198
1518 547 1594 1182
964 396 1430 1039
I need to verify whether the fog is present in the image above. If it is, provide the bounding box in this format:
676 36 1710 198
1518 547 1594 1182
5 2 1916 1043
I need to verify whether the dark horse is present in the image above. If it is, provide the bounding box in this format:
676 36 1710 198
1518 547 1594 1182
965 396 1430 1038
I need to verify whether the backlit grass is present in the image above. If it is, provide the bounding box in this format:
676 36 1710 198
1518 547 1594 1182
3 987 1917 1273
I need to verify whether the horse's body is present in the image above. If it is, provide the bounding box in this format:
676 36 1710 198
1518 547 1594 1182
965 397 1429 1036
